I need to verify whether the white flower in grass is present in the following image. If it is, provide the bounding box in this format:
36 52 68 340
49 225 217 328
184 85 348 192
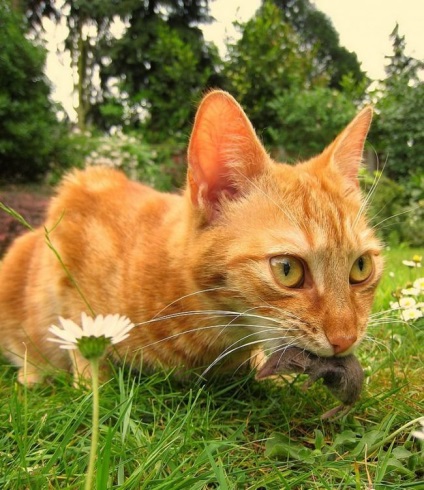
402 260 422 268
48 313 135 360
413 277 424 291
401 287 421 296
390 301 401 310
400 308 423 322
398 297 417 309
412 418 424 441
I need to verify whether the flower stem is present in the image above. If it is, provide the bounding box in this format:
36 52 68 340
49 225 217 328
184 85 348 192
85 358 100 490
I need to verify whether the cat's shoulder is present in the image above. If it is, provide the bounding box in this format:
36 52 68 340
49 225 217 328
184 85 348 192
54 166 157 201
61 166 132 192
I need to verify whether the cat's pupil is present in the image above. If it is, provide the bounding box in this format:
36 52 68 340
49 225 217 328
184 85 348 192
358 257 364 271
283 260 291 276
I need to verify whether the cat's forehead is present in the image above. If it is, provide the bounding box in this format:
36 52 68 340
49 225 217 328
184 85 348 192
226 162 380 258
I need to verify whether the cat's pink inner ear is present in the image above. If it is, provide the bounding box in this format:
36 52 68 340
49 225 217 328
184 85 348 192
331 106 373 187
187 90 268 212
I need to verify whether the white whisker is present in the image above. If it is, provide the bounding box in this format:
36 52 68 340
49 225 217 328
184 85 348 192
150 286 230 320
354 158 385 228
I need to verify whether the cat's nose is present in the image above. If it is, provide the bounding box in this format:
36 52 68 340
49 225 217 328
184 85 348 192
328 335 357 355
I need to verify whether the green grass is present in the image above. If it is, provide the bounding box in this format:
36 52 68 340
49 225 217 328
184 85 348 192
0 248 423 489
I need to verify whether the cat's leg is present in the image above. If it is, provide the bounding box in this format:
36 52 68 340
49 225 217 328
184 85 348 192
0 338 67 387
5 339 69 386
6 341 48 386
17 366 45 386
69 350 92 388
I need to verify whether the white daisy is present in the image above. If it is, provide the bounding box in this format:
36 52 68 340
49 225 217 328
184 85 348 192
402 260 422 268
400 308 423 322
398 297 417 309
413 277 424 291
401 287 421 297
390 301 401 310
48 313 135 359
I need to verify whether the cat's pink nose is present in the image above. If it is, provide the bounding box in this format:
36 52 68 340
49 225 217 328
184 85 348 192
329 335 357 355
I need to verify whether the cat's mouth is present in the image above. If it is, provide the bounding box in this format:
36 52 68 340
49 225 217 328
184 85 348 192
273 339 357 360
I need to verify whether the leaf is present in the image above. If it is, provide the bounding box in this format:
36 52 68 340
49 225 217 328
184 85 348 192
314 429 325 451
392 446 413 460
333 429 361 450
265 433 315 463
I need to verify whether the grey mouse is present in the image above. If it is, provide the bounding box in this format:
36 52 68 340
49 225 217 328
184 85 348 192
256 346 364 419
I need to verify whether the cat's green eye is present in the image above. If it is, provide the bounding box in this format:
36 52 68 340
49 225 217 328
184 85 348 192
349 254 373 284
270 256 304 288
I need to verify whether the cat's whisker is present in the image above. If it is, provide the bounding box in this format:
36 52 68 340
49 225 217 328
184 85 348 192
368 321 402 329
354 158 385 228
371 206 417 231
135 318 297 353
235 337 305 376
363 335 394 354
369 308 395 317
201 334 289 378
131 304 286 329
134 309 244 326
368 313 399 322
150 286 231 320
207 330 312 378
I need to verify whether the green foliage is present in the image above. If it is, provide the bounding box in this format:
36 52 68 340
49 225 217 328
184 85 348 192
224 1 365 151
275 0 366 90
268 87 357 159
100 1 219 141
371 25 424 180
399 173 424 247
83 131 186 191
224 1 321 145
0 3 61 182
47 129 186 191
361 170 424 248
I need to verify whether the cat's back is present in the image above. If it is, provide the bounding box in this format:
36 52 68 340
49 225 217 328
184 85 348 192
42 166 182 273
51 166 162 217
47 166 180 234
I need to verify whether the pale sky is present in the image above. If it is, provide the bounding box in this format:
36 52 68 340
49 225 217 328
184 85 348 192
46 0 424 119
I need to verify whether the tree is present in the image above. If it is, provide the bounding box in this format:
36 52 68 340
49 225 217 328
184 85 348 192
102 0 219 141
371 24 424 180
224 1 321 144
10 0 58 30
272 0 366 89
0 2 60 181
223 1 359 153
268 86 357 160
62 0 119 131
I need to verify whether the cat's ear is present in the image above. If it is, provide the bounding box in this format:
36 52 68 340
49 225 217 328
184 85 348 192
187 90 269 219
328 106 373 189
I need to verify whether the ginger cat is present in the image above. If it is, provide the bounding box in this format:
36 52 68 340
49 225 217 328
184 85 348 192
0 91 383 385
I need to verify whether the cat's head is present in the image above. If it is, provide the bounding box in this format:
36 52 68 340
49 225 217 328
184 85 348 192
186 91 383 358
